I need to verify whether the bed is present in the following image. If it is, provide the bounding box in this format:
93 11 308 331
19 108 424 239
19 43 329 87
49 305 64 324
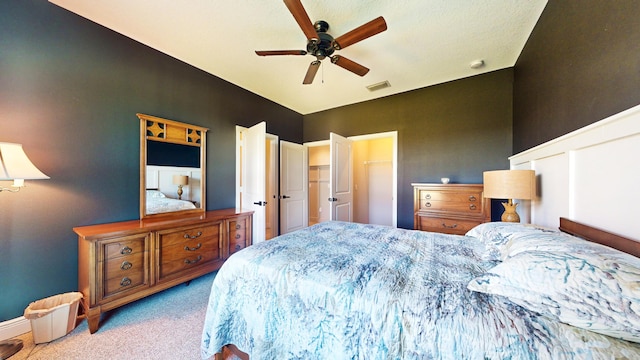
201 219 640 359
202 106 640 359
145 189 196 215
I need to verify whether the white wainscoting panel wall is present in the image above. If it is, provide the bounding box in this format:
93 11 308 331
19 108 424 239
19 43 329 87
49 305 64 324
146 165 202 205
510 104 640 240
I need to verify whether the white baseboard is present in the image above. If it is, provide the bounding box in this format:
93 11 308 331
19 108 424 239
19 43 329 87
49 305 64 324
0 316 31 341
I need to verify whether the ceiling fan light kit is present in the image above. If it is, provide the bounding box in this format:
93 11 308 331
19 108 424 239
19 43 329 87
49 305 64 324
256 0 387 84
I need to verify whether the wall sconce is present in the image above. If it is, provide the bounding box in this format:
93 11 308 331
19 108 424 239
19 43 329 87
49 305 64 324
172 175 189 200
0 142 49 193
483 169 535 222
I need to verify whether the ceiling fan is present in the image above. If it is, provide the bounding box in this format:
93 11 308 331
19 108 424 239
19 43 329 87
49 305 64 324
255 0 387 84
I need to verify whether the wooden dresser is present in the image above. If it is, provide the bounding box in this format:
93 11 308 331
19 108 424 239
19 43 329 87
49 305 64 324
74 209 253 333
412 183 490 235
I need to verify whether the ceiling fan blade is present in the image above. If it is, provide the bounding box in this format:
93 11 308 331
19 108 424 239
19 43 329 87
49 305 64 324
283 0 318 42
256 50 307 56
303 60 321 84
333 16 387 50
331 55 369 77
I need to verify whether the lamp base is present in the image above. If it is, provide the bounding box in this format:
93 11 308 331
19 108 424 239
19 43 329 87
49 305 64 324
500 199 520 223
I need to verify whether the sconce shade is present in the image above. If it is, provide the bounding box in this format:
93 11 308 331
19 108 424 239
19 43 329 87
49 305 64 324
0 142 49 180
483 170 535 200
172 175 189 186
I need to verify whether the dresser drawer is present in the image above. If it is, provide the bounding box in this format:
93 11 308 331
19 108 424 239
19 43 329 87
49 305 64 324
158 225 218 247
158 241 219 279
104 262 146 297
228 217 249 255
104 252 145 281
417 190 483 214
417 190 482 203
418 216 481 235
104 239 146 259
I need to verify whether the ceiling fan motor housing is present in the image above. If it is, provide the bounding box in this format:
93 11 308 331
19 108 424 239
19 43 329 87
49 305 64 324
307 20 335 59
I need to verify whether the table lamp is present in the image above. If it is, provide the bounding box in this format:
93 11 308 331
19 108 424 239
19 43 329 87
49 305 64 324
172 175 189 200
483 169 535 222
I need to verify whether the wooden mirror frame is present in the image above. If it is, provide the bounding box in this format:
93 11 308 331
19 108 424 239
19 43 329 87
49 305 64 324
138 113 208 219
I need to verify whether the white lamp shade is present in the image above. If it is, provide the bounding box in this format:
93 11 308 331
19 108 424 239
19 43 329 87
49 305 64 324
0 142 49 180
483 170 535 200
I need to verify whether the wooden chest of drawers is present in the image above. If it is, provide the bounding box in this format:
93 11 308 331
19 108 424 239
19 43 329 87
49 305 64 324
412 183 490 235
74 209 253 333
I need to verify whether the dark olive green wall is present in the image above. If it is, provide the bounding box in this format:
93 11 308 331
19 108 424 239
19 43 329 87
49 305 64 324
0 0 302 321
513 0 640 152
303 69 514 230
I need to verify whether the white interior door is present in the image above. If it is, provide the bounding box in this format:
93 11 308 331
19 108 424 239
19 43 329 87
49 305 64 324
266 134 279 240
330 133 353 222
241 122 266 243
280 141 308 234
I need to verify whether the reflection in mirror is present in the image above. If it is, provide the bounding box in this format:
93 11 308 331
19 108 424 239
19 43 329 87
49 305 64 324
138 113 208 219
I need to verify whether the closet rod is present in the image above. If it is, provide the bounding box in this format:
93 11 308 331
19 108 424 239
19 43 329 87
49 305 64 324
363 160 392 165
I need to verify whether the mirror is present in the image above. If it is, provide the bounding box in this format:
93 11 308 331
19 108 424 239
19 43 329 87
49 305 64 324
138 113 208 219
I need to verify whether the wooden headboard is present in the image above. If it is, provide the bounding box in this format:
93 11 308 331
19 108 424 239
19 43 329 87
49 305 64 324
510 104 640 241
559 217 640 258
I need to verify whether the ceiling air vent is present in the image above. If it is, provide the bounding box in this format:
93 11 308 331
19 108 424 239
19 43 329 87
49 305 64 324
366 80 391 92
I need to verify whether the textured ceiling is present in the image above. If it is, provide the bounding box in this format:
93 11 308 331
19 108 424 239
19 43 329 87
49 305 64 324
49 0 547 115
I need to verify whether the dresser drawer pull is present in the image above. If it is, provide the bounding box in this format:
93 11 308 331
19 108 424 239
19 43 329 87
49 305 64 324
183 231 203 239
120 277 132 287
469 195 477 201
184 255 203 264
424 194 431 200
235 224 241 230
184 243 202 251
120 261 133 270
469 204 477 210
235 244 242 251
120 246 133 255
235 234 241 239
424 202 431 208
442 223 458 229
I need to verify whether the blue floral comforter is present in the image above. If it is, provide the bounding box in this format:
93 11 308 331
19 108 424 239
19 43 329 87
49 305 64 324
201 221 640 359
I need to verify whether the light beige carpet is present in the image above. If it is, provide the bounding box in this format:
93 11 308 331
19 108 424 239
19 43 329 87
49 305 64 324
11 272 216 360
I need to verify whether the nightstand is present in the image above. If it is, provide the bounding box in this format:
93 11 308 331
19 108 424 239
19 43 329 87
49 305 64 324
412 183 490 235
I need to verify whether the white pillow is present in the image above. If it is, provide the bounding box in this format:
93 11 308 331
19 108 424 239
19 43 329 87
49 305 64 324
468 248 640 343
465 222 559 261
146 189 166 199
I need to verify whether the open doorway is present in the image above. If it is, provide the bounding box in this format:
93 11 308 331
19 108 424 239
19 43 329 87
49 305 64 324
306 131 397 227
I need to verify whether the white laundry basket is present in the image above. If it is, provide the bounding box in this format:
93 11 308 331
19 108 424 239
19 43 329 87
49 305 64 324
23 292 83 344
